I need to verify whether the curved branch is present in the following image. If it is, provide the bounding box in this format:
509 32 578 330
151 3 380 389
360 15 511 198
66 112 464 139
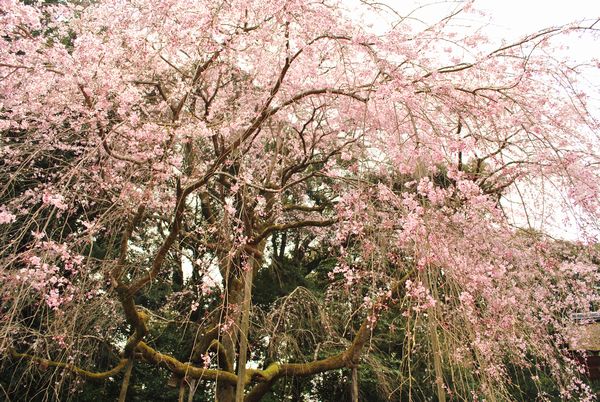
116 301 149 358
100 133 145 165
10 350 129 380
136 342 238 385
253 218 337 244
208 339 233 372
244 269 414 401
282 204 326 212
97 270 414 401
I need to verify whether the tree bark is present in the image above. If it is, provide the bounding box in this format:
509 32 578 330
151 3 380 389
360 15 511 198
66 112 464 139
351 366 359 402
235 246 264 402
178 378 186 402
187 379 197 402
172 238 184 292
118 359 134 402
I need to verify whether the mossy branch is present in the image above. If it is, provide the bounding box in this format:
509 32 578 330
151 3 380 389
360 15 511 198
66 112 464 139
9 350 129 380
135 341 238 385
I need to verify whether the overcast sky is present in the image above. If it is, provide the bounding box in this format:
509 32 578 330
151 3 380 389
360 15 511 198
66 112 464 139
477 0 600 70
352 0 599 53
479 0 600 35
386 0 600 31
377 0 600 102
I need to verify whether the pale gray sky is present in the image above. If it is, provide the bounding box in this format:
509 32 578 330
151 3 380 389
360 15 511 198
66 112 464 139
479 0 600 35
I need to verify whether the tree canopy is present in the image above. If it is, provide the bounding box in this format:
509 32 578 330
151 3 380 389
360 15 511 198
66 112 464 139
1 0 599 401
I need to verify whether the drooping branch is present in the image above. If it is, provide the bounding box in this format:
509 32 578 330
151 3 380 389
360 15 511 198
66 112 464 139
78 269 411 400
244 269 414 401
9 350 130 380
241 319 374 402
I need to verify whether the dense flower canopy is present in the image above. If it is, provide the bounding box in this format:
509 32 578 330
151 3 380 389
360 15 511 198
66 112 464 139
1 0 599 401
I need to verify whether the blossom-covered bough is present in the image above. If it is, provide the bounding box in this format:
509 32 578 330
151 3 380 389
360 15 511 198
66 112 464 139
1 0 599 400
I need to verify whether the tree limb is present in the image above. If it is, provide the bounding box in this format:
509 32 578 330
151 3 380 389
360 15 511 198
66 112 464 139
10 350 130 380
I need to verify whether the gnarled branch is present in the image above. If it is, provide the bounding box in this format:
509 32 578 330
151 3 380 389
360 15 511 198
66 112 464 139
10 350 129 380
